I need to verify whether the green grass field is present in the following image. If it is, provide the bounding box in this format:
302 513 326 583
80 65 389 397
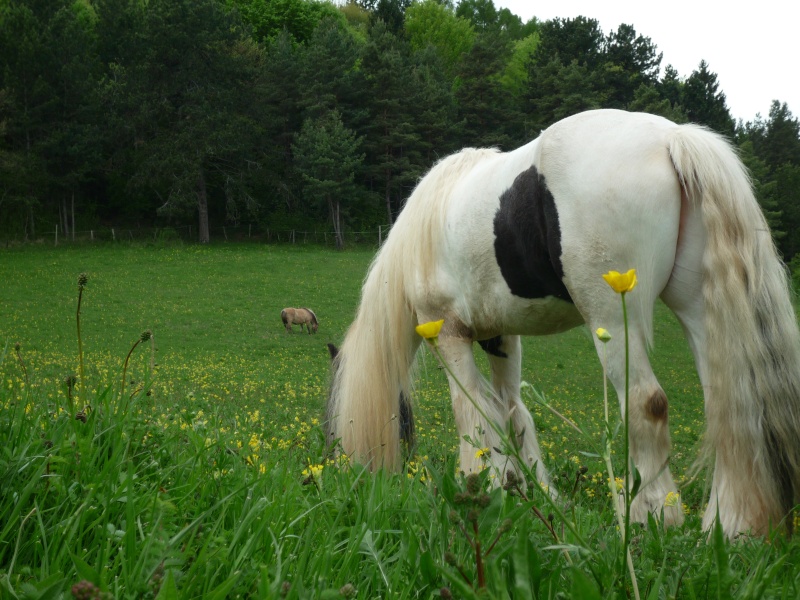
1 243 797 599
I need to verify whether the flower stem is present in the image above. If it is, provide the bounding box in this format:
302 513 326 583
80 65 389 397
120 339 142 399
75 286 85 415
620 292 640 600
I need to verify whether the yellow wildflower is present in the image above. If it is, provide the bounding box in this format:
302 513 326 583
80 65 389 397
415 319 444 340
595 328 612 343
664 491 680 507
302 463 324 479
602 269 637 293
475 447 490 460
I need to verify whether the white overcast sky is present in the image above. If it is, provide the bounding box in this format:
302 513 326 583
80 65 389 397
493 0 799 123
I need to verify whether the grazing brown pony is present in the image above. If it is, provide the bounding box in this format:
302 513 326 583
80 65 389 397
281 307 318 334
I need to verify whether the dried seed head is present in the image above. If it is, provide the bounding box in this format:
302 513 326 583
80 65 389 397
77 273 88 288
453 491 470 505
444 552 457 566
339 583 356 598
440 587 453 599
14 342 20 352
140 330 153 342
466 473 481 495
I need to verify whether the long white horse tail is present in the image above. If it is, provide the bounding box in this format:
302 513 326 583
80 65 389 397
670 124 800 533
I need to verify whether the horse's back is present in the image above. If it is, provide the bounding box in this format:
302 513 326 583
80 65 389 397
424 110 681 338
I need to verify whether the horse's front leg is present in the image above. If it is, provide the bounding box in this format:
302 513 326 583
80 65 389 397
482 335 550 486
435 333 511 477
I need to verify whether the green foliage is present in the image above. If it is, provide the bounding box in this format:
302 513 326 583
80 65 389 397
405 0 475 75
761 101 800 168
737 140 785 240
360 21 423 222
97 0 268 242
455 32 522 149
0 0 101 236
628 83 688 123
0 0 797 256
293 110 365 248
682 60 735 135
227 0 345 44
499 33 540 96
601 23 662 108
737 103 800 259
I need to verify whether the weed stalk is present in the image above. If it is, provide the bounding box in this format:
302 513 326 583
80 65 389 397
121 330 152 402
76 272 88 413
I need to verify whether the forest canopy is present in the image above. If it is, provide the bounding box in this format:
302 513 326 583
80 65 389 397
1 0 798 256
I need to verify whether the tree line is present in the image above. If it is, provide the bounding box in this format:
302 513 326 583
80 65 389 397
1 0 799 256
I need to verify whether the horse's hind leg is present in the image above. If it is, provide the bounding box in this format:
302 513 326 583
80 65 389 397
564 270 683 525
590 313 684 525
481 335 549 486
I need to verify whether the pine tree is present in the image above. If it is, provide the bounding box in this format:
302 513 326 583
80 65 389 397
360 21 421 223
292 110 365 249
682 60 734 135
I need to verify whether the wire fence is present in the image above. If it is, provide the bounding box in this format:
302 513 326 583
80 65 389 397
1 223 393 248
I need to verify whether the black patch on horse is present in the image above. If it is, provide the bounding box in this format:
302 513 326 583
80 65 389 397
478 336 508 358
493 165 572 302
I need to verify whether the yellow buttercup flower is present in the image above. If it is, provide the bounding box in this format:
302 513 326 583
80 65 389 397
595 328 612 343
415 319 444 340
602 269 637 294
302 463 324 479
664 491 680 508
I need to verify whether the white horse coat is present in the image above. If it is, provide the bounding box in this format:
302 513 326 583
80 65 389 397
327 109 800 537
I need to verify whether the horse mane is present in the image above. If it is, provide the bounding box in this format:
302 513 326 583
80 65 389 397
396 147 501 285
303 307 318 325
327 146 500 469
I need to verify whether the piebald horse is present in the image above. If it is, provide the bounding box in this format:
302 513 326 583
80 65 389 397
326 109 800 537
281 307 318 334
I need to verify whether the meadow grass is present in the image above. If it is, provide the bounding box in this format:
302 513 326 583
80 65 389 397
0 243 798 599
